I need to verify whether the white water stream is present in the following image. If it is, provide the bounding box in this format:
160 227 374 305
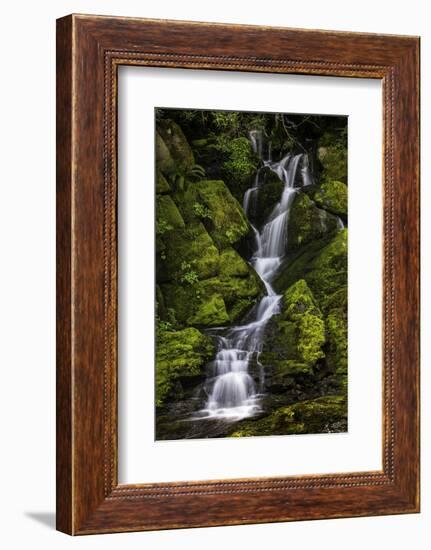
198 131 315 420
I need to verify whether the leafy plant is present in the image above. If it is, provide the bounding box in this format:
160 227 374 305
180 261 199 285
192 202 212 220
168 163 206 192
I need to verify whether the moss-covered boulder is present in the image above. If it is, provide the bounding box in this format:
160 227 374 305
318 144 347 184
157 119 195 173
156 195 185 229
185 180 251 248
298 230 348 380
156 170 171 194
229 395 347 437
156 328 215 406
287 192 339 252
192 136 259 202
218 248 265 321
313 180 347 218
157 223 220 283
272 236 333 295
304 229 348 308
161 281 230 327
155 131 176 176
260 279 325 393
161 249 264 328
326 307 348 375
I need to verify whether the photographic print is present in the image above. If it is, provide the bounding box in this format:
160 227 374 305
155 108 348 440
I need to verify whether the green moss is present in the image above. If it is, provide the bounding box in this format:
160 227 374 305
158 223 220 283
219 247 250 278
221 137 259 197
156 170 171 194
318 141 347 184
156 195 185 229
297 314 326 365
288 192 339 252
157 119 195 172
162 281 229 327
155 131 176 176
199 269 263 323
156 327 215 406
283 279 325 365
229 395 347 437
187 293 230 326
326 308 348 375
295 231 348 376
283 278 321 320
304 229 348 308
314 180 348 218
259 280 325 390
187 180 250 247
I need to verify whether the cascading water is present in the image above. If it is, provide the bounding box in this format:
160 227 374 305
198 130 315 420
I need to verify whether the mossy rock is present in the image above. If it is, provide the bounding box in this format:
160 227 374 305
155 131 176 176
200 273 263 323
326 307 348 375
219 247 251 278
287 192 339 252
282 279 325 365
156 170 171 194
304 229 348 308
156 195 185 229
157 223 219 283
157 119 195 173
299 231 348 375
272 236 334 295
229 395 347 437
318 144 347 184
260 280 325 393
187 292 230 326
187 180 250 247
313 180 347 218
155 327 215 406
161 281 230 327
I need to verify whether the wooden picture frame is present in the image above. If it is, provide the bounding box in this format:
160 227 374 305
56 14 420 535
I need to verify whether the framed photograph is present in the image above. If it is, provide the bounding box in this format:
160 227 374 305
56 14 420 534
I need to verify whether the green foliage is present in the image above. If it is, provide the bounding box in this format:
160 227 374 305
192 201 212 220
212 111 241 132
221 137 259 189
156 218 173 236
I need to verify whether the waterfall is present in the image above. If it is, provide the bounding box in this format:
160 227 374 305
197 138 312 421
